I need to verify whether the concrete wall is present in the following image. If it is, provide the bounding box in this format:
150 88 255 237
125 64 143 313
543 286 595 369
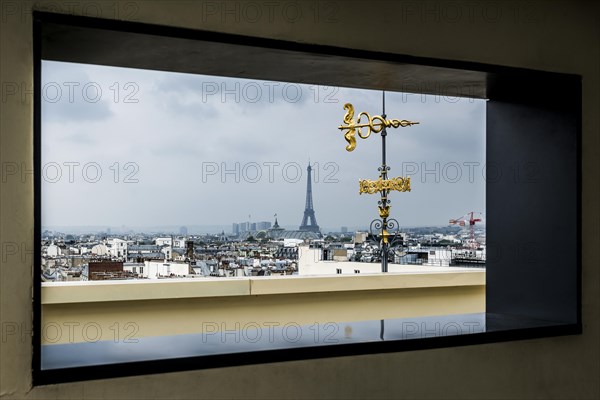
41 273 485 344
1 0 598 398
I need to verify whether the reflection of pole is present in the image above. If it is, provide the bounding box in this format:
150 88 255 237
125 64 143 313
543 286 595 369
380 319 385 341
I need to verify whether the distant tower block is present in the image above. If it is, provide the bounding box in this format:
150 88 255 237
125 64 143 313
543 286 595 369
299 163 321 233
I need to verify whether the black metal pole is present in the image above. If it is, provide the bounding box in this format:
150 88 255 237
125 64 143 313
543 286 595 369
381 91 388 273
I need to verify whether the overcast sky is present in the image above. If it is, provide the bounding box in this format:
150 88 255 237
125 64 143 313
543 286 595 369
41 61 486 233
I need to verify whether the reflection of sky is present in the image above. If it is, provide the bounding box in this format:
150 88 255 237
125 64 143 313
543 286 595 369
42 313 485 369
42 61 485 231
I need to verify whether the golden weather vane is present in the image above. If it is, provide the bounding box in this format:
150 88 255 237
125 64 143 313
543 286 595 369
336 95 419 272
338 103 419 152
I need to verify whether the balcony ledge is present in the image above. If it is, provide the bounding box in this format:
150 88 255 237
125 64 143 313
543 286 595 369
42 267 485 304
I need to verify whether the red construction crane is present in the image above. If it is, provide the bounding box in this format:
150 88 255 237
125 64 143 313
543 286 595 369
449 211 483 249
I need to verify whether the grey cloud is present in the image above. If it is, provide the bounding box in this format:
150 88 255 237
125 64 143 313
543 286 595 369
41 61 114 122
42 98 113 123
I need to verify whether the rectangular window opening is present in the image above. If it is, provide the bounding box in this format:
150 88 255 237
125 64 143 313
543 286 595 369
33 12 581 385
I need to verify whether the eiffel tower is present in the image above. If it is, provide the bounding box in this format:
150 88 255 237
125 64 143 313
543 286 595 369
299 162 320 233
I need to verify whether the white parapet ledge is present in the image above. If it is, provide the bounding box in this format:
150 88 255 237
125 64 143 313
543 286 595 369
41 277 251 304
250 270 485 295
42 269 485 305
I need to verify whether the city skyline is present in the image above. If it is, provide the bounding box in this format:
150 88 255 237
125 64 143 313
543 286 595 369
41 61 486 229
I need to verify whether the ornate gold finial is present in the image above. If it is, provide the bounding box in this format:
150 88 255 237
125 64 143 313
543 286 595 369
378 205 390 219
338 103 419 152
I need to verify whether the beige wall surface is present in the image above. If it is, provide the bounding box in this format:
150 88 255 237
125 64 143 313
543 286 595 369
1 0 598 399
41 286 485 344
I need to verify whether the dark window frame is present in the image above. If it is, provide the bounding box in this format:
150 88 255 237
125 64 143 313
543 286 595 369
33 11 581 385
